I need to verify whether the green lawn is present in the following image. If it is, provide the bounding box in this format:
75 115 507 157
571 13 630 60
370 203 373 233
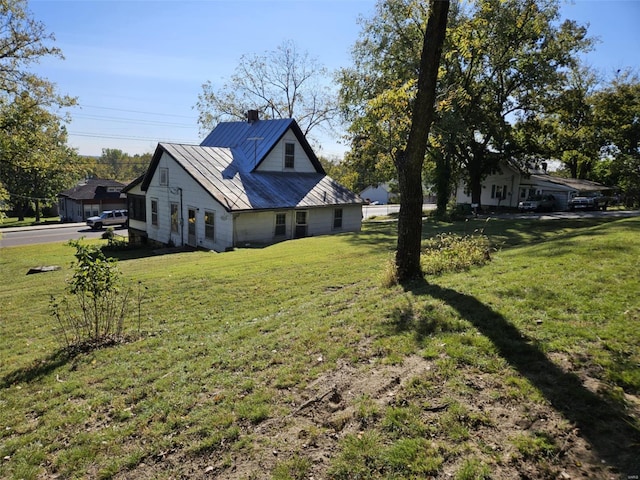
1 216 639 479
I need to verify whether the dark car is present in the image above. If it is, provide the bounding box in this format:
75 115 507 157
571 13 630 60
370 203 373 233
518 194 555 212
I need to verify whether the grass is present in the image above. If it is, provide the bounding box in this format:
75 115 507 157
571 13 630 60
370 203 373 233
1 215 639 479
0 216 61 228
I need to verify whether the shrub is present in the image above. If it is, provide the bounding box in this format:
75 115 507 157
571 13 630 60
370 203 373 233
50 240 139 350
421 233 492 275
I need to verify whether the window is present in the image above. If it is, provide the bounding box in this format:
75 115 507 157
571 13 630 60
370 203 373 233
170 203 179 233
159 168 169 186
205 211 215 240
284 142 295 169
491 185 507 200
294 210 307 238
151 199 158 226
275 213 286 236
333 208 343 229
128 195 146 221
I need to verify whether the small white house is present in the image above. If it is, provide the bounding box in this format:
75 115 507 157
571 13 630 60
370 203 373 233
124 112 363 251
455 162 611 211
360 183 397 205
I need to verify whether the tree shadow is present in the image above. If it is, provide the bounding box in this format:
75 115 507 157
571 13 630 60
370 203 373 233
401 278 640 475
1 348 74 388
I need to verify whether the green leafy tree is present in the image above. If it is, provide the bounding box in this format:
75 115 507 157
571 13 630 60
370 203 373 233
0 0 77 219
339 0 592 212
85 148 150 182
591 72 640 206
196 39 337 140
0 93 78 221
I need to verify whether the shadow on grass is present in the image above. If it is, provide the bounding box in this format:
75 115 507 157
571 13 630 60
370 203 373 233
402 278 640 475
1 349 73 388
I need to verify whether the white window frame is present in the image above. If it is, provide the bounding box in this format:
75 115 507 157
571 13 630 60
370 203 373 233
284 142 295 169
204 210 215 240
151 199 158 226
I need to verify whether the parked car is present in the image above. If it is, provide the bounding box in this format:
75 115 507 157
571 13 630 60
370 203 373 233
518 194 555 212
568 194 609 211
86 210 128 230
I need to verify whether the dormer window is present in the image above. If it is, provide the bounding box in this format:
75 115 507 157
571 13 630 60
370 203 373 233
284 142 295 169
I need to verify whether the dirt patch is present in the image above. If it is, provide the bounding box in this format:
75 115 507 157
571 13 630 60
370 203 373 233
118 350 638 479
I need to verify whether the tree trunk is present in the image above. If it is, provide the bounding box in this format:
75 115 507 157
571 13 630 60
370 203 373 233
435 152 452 217
395 0 450 282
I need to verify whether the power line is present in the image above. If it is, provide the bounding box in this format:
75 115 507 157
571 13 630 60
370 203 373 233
72 113 196 129
69 131 196 143
76 104 198 120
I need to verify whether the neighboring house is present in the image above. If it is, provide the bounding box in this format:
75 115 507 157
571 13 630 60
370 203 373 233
58 178 126 222
124 111 363 251
455 162 612 211
360 182 398 205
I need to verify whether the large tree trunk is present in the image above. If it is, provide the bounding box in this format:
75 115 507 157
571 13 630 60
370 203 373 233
395 0 450 282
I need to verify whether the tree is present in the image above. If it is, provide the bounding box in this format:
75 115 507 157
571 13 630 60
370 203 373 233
339 0 592 213
0 93 78 221
0 0 77 220
0 0 72 104
591 72 640 206
196 39 337 139
86 149 150 182
439 0 592 207
396 0 450 281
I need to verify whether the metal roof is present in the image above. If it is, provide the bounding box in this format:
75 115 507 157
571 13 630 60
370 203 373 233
528 174 610 192
59 178 126 200
156 143 361 212
199 118 323 173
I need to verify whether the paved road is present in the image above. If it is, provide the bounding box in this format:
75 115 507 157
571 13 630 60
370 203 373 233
0 223 128 248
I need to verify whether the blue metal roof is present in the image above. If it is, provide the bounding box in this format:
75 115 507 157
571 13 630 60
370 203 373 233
200 118 323 173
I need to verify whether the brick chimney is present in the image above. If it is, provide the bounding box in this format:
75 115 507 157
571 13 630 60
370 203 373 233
247 110 259 123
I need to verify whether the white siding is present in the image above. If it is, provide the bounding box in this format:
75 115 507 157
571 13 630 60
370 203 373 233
144 151 234 251
456 167 521 208
234 205 362 246
256 133 316 173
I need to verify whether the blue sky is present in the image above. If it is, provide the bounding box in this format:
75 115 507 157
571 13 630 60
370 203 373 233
27 0 640 159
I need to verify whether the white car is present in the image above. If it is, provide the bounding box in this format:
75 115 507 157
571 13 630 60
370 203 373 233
86 210 128 230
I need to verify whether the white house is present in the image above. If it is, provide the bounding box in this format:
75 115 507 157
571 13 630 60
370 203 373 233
360 182 397 205
124 112 363 251
455 162 611 211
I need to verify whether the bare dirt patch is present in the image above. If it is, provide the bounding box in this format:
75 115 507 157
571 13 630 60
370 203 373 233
118 351 638 479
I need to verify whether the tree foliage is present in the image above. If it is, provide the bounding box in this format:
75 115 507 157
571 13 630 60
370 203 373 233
0 93 78 221
339 0 592 211
196 39 337 140
0 0 78 219
84 148 151 183
591 72 640 206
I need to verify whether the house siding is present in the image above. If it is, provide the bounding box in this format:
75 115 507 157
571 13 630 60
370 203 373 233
257 133 316 173
233 204 362 246
456 166 520 208
143 151 234 251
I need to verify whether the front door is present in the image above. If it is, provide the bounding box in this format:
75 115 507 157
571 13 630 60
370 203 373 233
294 211 308 238
187 208 197 246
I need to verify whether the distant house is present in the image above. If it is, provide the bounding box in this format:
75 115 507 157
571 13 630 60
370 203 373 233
455 162 612 211
360 182 398 205
124 111 363 251
58 178 126 222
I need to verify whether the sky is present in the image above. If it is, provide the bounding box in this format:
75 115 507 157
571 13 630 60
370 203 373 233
26 0 640 159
